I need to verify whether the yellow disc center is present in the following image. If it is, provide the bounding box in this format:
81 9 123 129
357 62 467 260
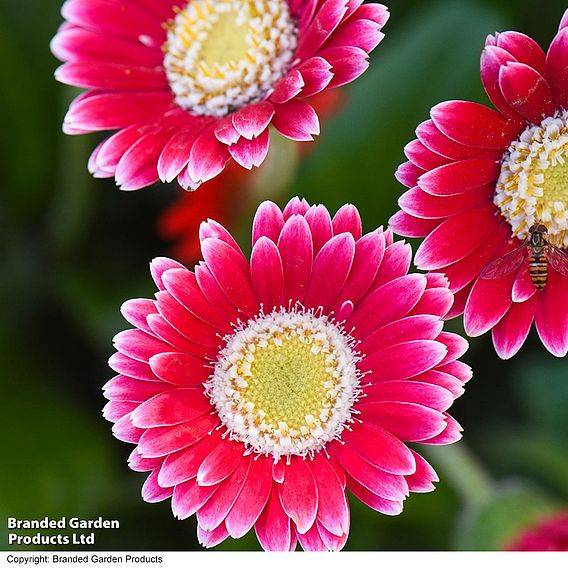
495 111 568 247
200 9 250 67
244 335 332 431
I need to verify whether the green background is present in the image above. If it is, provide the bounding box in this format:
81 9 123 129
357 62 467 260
1 0 568 551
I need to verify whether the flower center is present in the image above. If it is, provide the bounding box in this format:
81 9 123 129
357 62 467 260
206 310 361 460
163 0 297 117
495 110 568 246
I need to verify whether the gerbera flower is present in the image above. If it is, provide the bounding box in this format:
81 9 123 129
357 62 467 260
390 10 568 359
51 0 388 190
506 510 568 551
104 197 469 551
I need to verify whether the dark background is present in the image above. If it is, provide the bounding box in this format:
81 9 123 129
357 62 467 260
2 0 568 551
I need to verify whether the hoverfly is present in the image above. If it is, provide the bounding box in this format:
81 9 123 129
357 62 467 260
480 223 568 290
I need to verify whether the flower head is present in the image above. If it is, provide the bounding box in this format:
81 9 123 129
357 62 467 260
506 510 568 551
52 0 388 190
391 10 568 359
105 197 469 551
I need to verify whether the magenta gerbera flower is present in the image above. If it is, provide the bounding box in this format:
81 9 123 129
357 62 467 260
390 10 568 359
51 0 388 190
104 197 469 551
506 510 568 551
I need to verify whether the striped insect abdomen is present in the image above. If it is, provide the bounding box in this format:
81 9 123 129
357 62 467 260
529 252 548 290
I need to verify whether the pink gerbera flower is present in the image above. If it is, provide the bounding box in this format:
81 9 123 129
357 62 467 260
104 198 470 551
51 0 388 190
391 10 568 359
506 510 568 551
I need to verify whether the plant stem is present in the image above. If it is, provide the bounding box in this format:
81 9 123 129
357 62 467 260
424 442 494 507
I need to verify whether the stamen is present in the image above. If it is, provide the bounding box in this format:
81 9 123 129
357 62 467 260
206 308 362 461
495 110 568 247
163 0 297 117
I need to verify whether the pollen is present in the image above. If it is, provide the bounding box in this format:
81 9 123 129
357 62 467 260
163 0 297 117
495 110 568 246
206 309 362 460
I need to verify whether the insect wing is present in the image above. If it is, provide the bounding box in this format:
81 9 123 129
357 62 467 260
546 244 568 278
480 244 528 279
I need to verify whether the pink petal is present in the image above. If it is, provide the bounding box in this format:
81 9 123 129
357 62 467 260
320 45 369 88
304 205 333 254
103 375 168 403
112 413 143 443
399 186 489 220
196 457 252 531
197 523 230 549
489 31 546 75
199 218 246 258
128 449 163 472
297 57 333 97
365 380 454 412
422 414 462 445
342 422 416 474
250 237 284 311
158 431 223 487
158 123 210 183
388 211 441 238
120 298 156 334
324 17 384 53
358 401 447 442
197 440 244 486
283 196 310 219
51 25 163 65
317 521 348 551
279 457 318 534
255 485 292 551
225 456 272 538
272 100 320 141
499 62 554 123
395 160 426 188
331 229 385 310
360 315 444 353
64 91 173 132
332 204 362 239
201 238 259 316
187 127 230 184
416 119 503 161
55 61 167 90
270 69 305 104
307 453 349 536
252 201 285 245
480 45 521 119
330 442 408 501
61 0 165 46
278 215 314 304
535 268 568 356
297 524 327 551
137 413 219 458
360 340 448 382
414 203 496 270
418 160 500 197
113 329 171 362
512 266 536 303
130 388 212 428
232 101 274 140
546 28 568 108
141 470 173 503
172 478 217 520
492 296 537 359
371 241 412 288
437 331 469 364
405 450 439 493
346 475 403 515
296 0 348 60
161 269 232 332
348 274 427 338
464 271 515 336
228 128 270 169
303 233 355 310
431 100 522 149
150 256 185 291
